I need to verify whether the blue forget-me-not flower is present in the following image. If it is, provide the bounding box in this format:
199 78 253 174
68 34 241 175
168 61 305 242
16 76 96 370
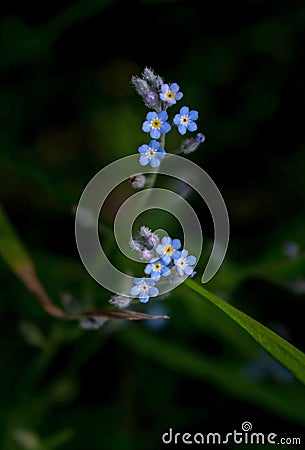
156 236 182 264
174 106 198 135
144 257 171 281
130 277 159 303
174 249 197 276
142 111 171 139
138 140 166 167
160 83 183 105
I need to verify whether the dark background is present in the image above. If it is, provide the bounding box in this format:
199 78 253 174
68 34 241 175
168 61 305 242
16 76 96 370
1 0 305 449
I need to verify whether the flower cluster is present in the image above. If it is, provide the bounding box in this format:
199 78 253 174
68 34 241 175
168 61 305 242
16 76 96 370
131 67 205 170
128 227 197 303
107 69 201 309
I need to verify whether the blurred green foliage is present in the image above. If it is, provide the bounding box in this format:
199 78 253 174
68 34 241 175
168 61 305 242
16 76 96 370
1 0 305 449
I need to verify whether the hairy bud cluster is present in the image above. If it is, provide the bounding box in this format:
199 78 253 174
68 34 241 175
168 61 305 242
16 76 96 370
131 67 163 110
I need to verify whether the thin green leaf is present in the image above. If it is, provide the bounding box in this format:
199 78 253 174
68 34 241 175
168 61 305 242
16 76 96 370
186 279 305 385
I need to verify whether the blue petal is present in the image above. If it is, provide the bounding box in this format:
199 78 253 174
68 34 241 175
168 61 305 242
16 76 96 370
161 84 169 93
150 139 160 149
173 114 181 125
172 250 181 259
161 266 171 276
150 128 161 139
170 83 179 92
180 106 189 115
149 257 159 263
156 244 164 254
139 294 149 303
186 255 197 265
158 110 168 121
172 239 181 249
188 110 198 121
181 249 188 258
134 278 144 285
146 278 156 287
150 272 161 281
144 264 153 275
138 144 149 153
184 266 193 275
142 121 151 132
178 124 187 135
160 256 170 266
157 150 166 159
130 286 140 295
175 92 183 101
160 93 167 101
166 98 176 105
161 236 171 245
160 122 171 134
162 254 172 265
148 287 159 297
146 111 157 121
139 155 148 166
187 122 198 132
150 157 160 168
177 267 184 276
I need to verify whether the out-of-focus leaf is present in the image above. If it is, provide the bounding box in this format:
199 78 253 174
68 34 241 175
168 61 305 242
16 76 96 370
0 204 31 269
121 327 305 426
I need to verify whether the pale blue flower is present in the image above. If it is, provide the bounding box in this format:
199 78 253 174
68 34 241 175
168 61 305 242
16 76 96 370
142 111 171 139
174 249 197 276
144 257 171 281
156 236 181 264
138 140 166 168
174 106 198 135
130 277 159 303
160 83 183 105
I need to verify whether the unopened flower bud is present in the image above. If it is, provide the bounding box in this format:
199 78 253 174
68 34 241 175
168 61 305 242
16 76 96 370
109 295 131 309
129 239 143 252
180 132 206 154
146 233 159 249
131 76 150 97
144 91 161 109
130 174 146 189
140 226 152 237
143 67 163 87
140 248 155 261
132 67 163 110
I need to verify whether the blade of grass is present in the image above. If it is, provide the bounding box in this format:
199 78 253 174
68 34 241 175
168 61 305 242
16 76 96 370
186 279 305 385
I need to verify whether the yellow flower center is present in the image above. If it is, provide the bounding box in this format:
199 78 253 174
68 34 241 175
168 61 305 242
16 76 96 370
151 119 161 129
165 91 175 100
164 245 173 255
153 263 162 271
